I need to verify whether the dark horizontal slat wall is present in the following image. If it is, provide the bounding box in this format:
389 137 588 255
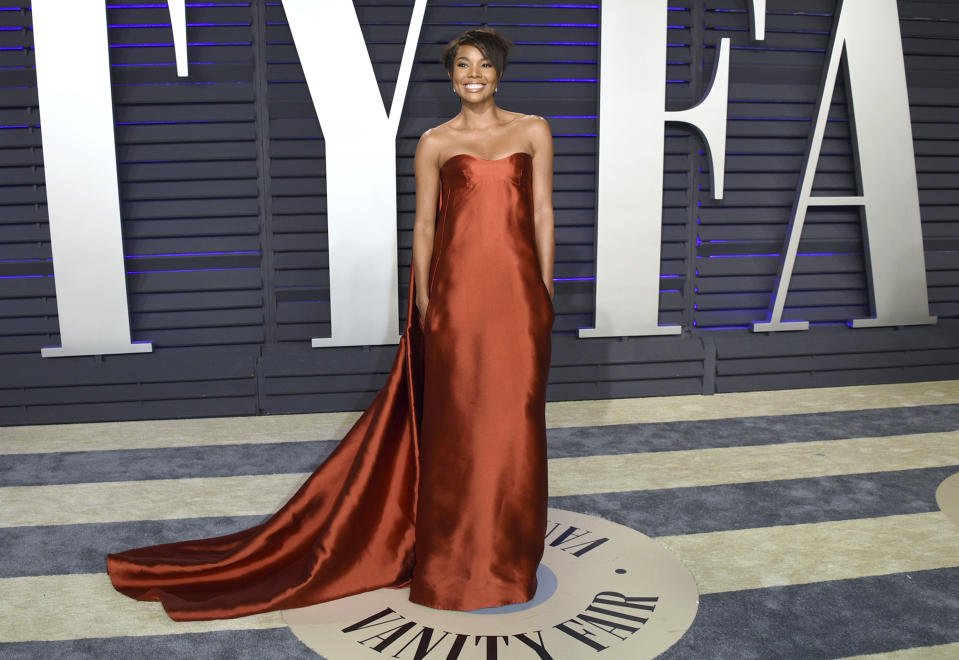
0 0 956 426
0 2 45 359
0 0 262 424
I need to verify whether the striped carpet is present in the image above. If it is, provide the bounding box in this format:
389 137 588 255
1 381 958 658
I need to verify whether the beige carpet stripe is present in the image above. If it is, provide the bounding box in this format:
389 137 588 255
549 431 959 496
840 643 959 659
659 512 959 595
3 432 958 528
0 411 364 456
546 380 959 430
3 379 957 456
0 573 284 643
2 512 957 643
0 474 304 528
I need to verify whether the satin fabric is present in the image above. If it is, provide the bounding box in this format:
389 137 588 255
106 151 553 620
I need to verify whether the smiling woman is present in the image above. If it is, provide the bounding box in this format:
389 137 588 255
406 24 556 611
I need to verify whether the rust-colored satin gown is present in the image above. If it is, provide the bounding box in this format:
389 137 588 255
106 151 554 621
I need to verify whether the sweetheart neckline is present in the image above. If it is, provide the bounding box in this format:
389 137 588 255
440 151 532 170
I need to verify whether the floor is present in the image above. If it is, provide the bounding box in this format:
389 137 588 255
1 380 958 658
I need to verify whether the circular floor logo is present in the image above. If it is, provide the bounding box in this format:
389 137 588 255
283 508 698 659
937 472 959 529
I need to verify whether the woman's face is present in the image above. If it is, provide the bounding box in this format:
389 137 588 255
449 44 499 101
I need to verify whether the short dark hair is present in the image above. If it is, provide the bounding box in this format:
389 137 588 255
441 27 513 80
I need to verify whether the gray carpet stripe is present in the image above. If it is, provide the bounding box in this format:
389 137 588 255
552 465 959 538
4 404 958 488
0 440 338 488
4 466 954 579
0 515 264 579
659 567 959 660
547 404 959 459
0 628 320 660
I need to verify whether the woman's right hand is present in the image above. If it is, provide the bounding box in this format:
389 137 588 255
416 297 429 326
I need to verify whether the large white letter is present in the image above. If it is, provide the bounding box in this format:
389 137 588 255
750 0 767 41
753 0 936 332
32 0 158 357
579 1 730 338
280 0 427 348
33 1 188 357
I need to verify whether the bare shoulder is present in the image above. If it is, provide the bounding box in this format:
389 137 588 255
520 114 553 154
418 125 444 148
520 114 552 138
415 125 448 166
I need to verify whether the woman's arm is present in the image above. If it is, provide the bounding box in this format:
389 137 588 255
528 116 555 299
412 129 442 322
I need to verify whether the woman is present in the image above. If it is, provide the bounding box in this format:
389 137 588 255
106 27 555 620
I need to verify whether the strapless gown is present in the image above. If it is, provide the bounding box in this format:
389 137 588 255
106 151 554 621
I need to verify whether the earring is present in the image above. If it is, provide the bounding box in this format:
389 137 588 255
494 86 498 93
453 86 457 95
